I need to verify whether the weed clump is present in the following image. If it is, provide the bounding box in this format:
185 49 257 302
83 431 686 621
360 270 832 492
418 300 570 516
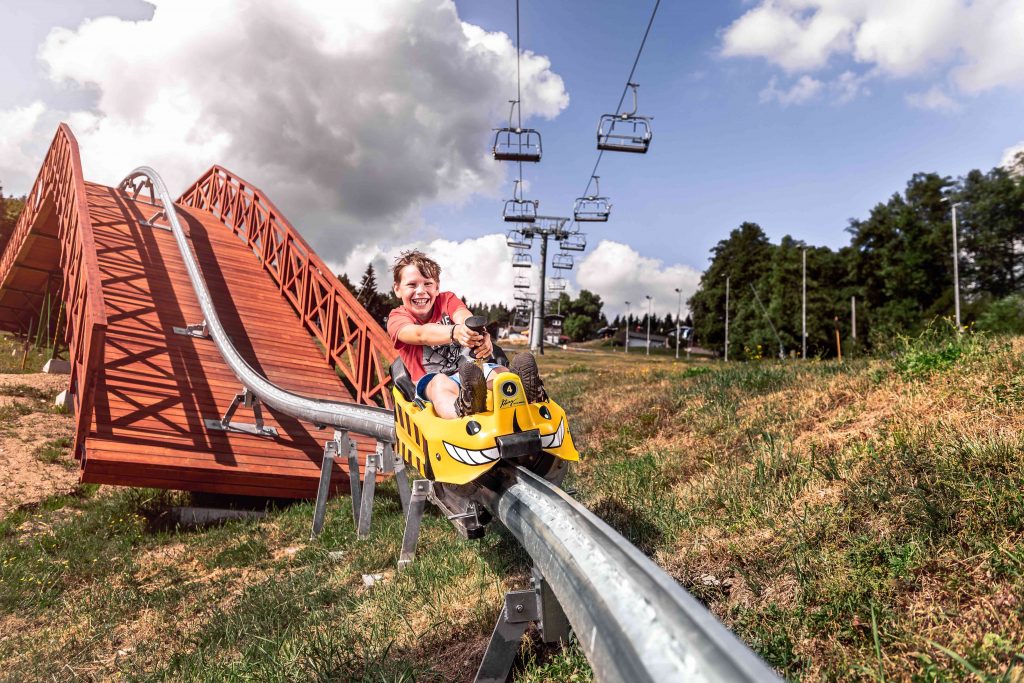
892 322 989 379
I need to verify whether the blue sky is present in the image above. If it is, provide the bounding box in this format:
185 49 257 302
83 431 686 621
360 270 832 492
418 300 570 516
1 0 1022 317
443 0 1024 263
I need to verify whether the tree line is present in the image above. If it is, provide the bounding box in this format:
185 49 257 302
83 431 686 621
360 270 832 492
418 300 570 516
687 155 1024 358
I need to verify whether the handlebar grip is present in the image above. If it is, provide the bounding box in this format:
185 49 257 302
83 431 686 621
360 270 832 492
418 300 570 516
464 315 487 334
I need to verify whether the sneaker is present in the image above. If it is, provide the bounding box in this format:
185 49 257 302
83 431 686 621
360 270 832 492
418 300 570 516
509 352 548 403
455 363 487 416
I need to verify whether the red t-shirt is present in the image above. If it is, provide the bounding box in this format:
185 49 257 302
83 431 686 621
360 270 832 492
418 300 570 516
387 291 470 382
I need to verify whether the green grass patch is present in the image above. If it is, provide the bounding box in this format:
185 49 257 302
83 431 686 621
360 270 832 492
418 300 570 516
33 436 73 466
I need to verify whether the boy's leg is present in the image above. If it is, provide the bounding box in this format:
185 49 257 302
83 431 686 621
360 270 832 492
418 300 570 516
425 366 486 418
509 352 548 403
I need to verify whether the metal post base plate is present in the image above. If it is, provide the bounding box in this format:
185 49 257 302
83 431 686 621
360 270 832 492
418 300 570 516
204 418 278 438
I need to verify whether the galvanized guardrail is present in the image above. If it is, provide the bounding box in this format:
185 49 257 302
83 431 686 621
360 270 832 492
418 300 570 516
478 466 783 683
120 166 779 683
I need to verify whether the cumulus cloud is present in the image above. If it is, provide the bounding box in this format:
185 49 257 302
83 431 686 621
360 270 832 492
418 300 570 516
0 102 54 192
721 0 1024 102
330 233 520 307
759 75 823 106
1001 141 1024 175
905 86 961 113
575 241 702 319
1 0 568 262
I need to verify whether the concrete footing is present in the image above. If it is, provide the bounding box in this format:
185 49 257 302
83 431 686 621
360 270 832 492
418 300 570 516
42 358 71 374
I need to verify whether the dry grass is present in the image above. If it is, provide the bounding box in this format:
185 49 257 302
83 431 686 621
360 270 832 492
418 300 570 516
540 332 1024 680
2 333 1022 681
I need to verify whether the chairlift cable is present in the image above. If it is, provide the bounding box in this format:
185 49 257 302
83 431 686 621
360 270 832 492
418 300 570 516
516 0 524 187
574 0 661 205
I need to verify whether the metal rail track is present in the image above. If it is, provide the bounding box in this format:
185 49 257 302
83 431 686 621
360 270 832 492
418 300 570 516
121 166 779 682
480 466 781 682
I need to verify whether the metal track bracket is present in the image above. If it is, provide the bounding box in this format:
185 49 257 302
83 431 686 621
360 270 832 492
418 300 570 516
475 568 569 683
204 388 277 437
173 320 209 338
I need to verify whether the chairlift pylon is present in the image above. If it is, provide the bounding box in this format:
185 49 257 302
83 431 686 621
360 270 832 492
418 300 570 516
505 229 533 249
597 83 652 154
503 179 539 223
552 252 574 270
560 232 586 252
493 100 542 162
573 176 611 222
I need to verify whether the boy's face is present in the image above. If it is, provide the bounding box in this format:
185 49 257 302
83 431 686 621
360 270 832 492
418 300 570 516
394 264 439 322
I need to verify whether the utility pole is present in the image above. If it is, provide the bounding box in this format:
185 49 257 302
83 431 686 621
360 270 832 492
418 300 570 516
724 276 730 362
645 295 652 356
802 248 807 360
952 203 962 331
674 287 682 360
624 301 630 354
851 296 856 357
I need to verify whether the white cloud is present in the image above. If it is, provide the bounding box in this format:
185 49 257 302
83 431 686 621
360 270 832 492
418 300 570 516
721 0 1024 99
721 4 853 73
1 0 568 262
759 75 823 106
905 86 961 113
575 241 702 319
0 102 53 192
1001 141 1024 174
330 233 519 307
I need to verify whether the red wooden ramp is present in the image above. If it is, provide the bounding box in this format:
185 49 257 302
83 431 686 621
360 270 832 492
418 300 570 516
0 125 396 498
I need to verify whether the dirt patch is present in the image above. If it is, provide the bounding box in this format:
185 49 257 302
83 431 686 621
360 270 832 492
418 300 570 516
0 372 76 517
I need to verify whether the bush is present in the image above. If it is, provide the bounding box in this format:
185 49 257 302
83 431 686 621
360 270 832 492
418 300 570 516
975 295 1024 335
892 321 987 379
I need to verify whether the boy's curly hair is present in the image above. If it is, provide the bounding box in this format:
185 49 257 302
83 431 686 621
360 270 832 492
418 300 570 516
392 250 441 285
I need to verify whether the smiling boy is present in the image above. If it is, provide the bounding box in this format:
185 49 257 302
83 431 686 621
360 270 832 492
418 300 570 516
386 250 546 419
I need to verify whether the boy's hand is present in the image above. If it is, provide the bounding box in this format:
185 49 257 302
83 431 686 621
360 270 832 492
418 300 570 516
473 333 493 360
453 323 483 348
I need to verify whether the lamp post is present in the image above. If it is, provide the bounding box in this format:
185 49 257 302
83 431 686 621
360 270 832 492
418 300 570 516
724 276 730 362
645 295 653 356
952 202 962 331
674 287 682 360
624 301 630 354
941 198 963 331
802 248 807 360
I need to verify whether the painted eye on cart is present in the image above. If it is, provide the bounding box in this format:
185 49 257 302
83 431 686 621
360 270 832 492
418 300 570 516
466 420 482 435
539 405 551 420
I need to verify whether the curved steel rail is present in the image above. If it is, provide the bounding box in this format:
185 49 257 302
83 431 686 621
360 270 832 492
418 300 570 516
478 466 782 683
119 167 396 443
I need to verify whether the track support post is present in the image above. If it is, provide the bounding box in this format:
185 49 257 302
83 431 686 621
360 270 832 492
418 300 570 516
356 443 382 538
310 430 347 539
475 567 569 683
398 479 431 570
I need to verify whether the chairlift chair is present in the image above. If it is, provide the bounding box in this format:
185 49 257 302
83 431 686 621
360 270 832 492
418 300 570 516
552 252 574 270
512 251 533 268
560 232 587 252
513 274 531 289
573 176 611 222
505 229 533 249
493 100 542 162
596 83 652 154
503 179 539 223
548 277 568 291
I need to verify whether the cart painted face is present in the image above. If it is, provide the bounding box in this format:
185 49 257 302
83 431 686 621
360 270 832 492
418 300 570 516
393 371 578 485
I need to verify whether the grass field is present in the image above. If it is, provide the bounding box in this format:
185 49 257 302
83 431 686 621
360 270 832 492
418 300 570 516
1 331 1022 681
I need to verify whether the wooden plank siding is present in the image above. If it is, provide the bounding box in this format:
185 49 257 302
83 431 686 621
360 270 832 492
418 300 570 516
80 182 380 498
